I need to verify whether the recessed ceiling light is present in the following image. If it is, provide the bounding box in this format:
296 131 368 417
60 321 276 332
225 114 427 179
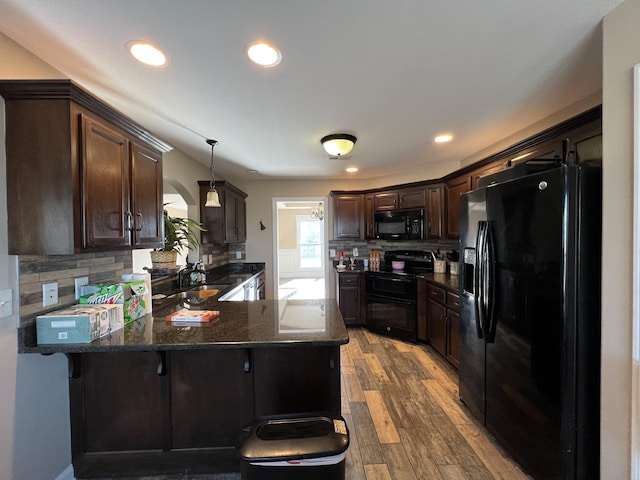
346 167 358 173
434 133 453 143
246 41 282 67
126 41 167 66
247 169 258 174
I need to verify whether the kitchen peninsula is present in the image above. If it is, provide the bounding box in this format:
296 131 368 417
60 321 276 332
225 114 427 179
21 281 348 478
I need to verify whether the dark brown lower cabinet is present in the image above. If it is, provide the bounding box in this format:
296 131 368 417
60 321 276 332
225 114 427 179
425 283 460 368
426 294 447 356
81 352 164 453
69 345 341 478
170 350 252 449
336 271 361 325
253 346 341 416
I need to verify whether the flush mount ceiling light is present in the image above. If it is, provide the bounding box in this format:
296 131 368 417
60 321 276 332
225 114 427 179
434 133 453 143
246 41 282 67
126 40 167 66
205 139 221 208
321 133 357 157
346 166 359 173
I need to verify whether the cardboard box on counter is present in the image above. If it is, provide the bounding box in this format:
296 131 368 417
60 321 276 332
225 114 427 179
79 280 148 324
36 304 124 344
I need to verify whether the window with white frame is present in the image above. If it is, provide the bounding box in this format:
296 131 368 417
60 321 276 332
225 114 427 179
297 217 322 269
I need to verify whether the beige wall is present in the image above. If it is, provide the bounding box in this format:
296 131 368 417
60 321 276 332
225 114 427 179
278 209 301 250
162 148 210 217
602 1 639 478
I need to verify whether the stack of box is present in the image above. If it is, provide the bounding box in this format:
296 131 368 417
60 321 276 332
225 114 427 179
36 304 124 345
78 279 148 324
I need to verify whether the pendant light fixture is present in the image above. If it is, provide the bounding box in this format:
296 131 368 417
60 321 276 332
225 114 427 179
205 139 221 207
320 133 357 157
311 202 324 221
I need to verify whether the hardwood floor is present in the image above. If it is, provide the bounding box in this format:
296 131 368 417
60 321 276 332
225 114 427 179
88 327 530 480
342 327 532 480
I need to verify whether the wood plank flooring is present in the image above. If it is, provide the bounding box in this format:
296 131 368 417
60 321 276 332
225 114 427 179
88 327 531 480
342 327 532 480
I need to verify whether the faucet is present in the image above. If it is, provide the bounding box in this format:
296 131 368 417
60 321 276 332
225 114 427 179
177 265 194 290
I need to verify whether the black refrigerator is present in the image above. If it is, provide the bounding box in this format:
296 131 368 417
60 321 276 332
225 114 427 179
459 161 601 480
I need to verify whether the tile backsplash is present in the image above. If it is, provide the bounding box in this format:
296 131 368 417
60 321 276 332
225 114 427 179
18 251 133 327
328 239 459 259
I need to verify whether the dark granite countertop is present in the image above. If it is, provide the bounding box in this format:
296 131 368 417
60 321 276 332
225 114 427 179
20 297 348 354
19 263 348 354
334 266 461 293
419 272 461 292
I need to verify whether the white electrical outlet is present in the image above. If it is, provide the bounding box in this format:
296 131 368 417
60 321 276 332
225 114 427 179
329 249 336 258
236 251 242 259
0 289 12 318
75 276 89 299
42 282 59 307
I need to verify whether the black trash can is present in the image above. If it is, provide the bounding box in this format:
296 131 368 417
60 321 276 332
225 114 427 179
237 413 349 480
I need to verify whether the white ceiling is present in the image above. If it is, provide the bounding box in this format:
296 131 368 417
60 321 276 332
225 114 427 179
0 0 621 181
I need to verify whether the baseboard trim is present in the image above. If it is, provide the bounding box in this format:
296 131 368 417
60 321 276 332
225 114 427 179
55 464 75 480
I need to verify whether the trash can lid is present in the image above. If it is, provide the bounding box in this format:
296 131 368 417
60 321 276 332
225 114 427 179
238 414 349 462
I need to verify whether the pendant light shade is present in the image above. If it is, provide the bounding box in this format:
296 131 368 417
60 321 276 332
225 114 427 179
321 133 357 157
205 139 221 207
205 189 221 207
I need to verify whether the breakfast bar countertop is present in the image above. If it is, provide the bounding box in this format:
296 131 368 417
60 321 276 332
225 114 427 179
19 297 349 354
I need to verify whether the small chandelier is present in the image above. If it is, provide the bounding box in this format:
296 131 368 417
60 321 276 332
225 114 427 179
311 202 324 221
205 139 221 207
320 133 357 157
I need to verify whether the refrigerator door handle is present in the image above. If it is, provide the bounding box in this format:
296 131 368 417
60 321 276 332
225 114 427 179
474 221 486 339
485 221 497 343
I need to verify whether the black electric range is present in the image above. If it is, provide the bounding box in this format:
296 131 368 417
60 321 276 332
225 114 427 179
365 250 434 342
374 250 435 276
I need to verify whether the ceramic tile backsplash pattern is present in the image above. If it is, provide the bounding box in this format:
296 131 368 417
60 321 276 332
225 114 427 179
199 243 230 267
18 251 133 327
328 239 459 259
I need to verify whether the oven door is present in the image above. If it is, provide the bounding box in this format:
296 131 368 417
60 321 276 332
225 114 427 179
365 295 417 342
365 273 417 342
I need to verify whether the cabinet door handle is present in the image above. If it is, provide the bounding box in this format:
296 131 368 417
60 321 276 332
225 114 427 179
243 349 252 373
155 351 167 376
64 353 81 379
135 212 144 232
125 211 133 231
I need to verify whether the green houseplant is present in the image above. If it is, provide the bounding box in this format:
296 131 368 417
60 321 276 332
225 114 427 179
150 208 204 270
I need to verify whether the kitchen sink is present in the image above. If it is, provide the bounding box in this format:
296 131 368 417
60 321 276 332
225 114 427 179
192 284 231 291
170 284 231 300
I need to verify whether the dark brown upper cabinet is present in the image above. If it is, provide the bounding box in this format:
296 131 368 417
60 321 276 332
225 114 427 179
398 187 426 210
364 194 375 239
373 192 398 211
332 194 364 240
198 181 248 244
426 184 443 239
130 141 164 247
444 175 471 239
0 80 170 255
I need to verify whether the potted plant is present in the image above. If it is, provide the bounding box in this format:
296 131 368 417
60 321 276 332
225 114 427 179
150 208 204 270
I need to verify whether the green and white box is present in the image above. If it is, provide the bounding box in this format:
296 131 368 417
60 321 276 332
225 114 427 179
36 304 124 344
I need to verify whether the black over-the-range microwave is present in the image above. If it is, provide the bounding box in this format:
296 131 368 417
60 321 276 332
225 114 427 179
374 209 424 241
